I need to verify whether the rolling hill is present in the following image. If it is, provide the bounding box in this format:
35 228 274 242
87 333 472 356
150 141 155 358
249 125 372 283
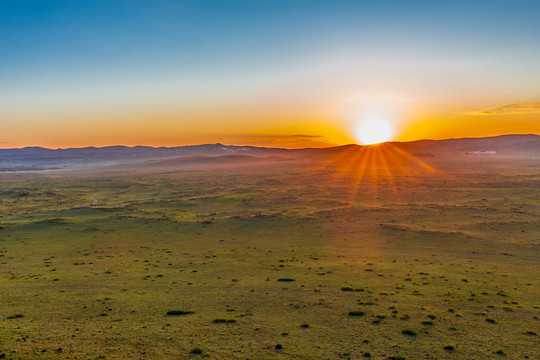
0 134 538 172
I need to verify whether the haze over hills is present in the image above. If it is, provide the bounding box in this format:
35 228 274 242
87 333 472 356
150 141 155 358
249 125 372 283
0 134 538 172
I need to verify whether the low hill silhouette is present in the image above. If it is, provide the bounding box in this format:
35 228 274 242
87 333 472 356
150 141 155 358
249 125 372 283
0 134 538 172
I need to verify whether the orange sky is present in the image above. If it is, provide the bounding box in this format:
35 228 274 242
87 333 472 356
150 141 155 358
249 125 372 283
1 2 539 149
2 95 539 149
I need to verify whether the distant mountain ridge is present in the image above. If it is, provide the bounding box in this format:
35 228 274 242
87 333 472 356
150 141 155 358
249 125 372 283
0 134 538 172
0 143 285 162
391 134 540 153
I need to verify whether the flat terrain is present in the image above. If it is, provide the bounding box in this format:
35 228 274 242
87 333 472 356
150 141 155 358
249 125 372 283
0 151 539 359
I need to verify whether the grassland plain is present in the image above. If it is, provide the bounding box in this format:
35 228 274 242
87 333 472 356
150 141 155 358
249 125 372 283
0 154 539 359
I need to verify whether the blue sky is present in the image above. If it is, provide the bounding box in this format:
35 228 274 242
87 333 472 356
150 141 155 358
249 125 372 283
1 1 540 147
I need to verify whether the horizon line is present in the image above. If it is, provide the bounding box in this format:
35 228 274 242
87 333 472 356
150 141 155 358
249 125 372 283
0 133 538 151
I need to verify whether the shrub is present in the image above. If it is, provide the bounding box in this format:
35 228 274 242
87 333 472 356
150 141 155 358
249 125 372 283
6 314 24 319
166 310 194 316
212 318 236 324
401 329 417 336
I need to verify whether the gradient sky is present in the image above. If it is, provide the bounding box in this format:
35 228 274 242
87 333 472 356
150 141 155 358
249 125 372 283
1 0 540 148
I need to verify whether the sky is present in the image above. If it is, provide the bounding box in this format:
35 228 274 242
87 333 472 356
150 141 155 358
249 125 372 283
1 0 540 148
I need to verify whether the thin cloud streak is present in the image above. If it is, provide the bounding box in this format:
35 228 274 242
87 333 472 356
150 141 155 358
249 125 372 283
233 134 325 139
463 100 540 116
223 134 334 148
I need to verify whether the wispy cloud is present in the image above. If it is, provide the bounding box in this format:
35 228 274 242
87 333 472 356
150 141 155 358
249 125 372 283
244 134 325 139
223 134 334 148
463 100 540 116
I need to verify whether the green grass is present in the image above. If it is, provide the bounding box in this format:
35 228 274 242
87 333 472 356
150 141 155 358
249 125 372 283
0 155 539 359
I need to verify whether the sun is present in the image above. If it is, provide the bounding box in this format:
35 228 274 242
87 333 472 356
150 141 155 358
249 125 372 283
356 118 394 145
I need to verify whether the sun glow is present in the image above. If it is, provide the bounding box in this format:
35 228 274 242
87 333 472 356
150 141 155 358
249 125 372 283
356 118 394 145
